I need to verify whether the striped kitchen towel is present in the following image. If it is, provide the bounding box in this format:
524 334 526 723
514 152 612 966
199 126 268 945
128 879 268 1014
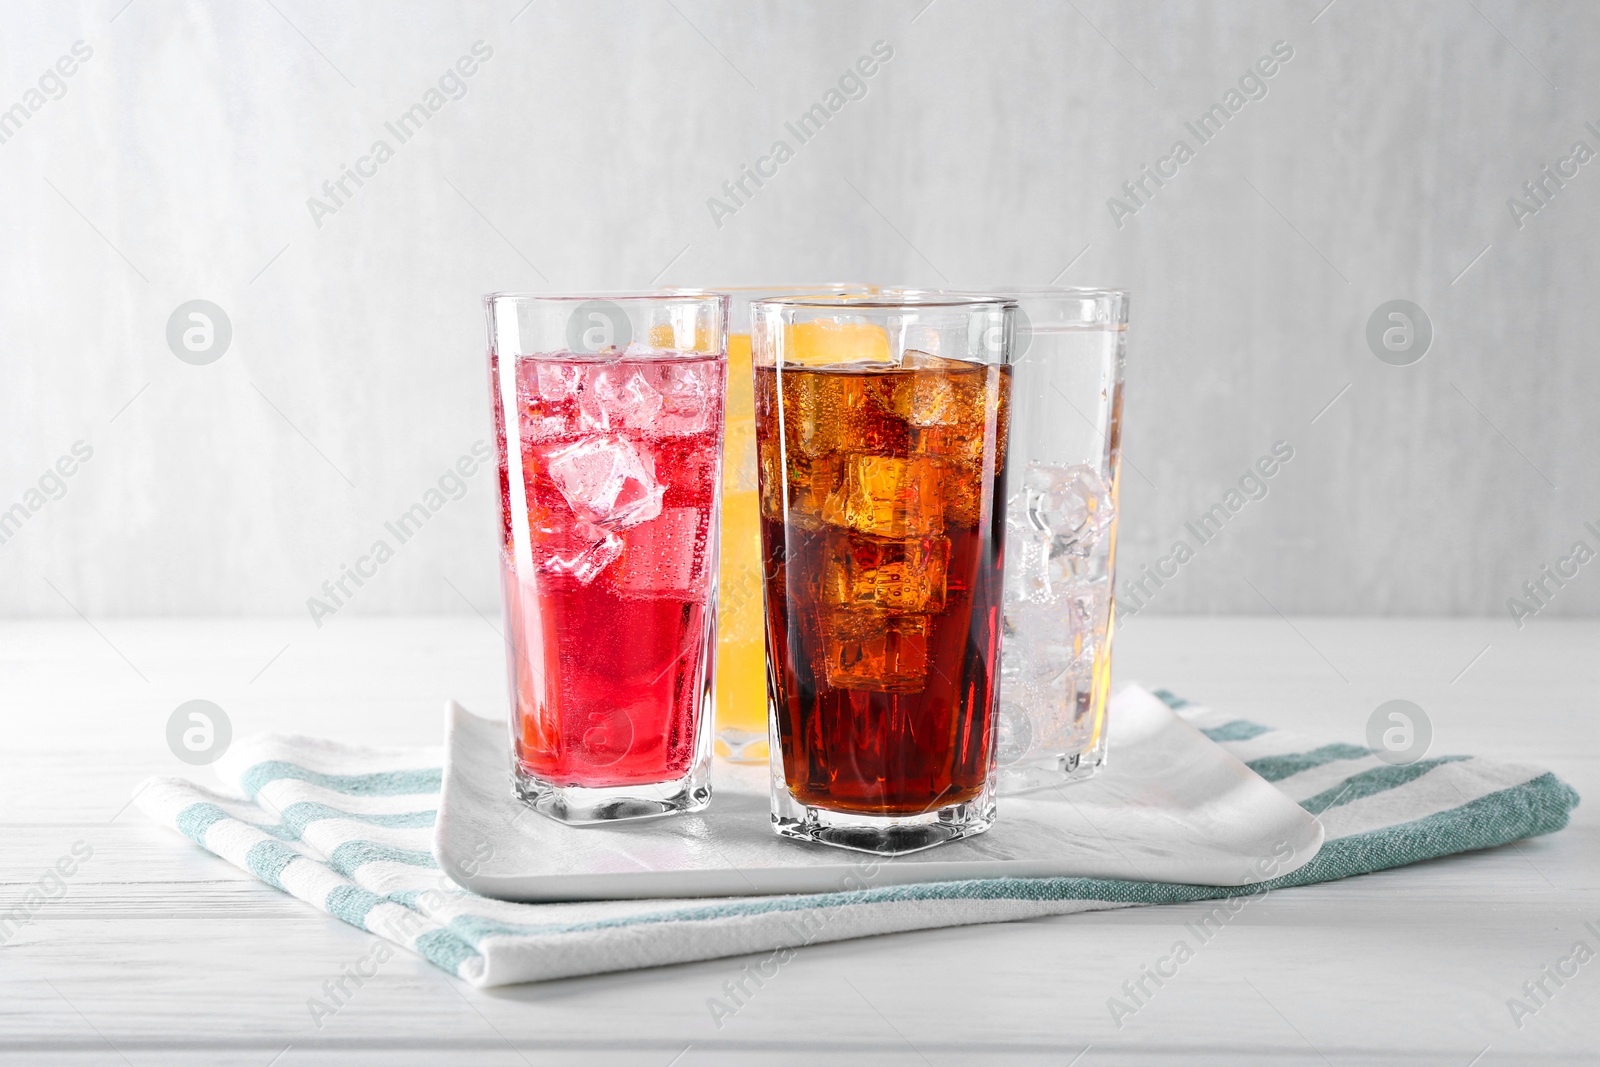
133 686 1579 986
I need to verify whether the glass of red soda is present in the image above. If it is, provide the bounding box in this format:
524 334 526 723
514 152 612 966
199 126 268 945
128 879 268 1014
485 293 729 824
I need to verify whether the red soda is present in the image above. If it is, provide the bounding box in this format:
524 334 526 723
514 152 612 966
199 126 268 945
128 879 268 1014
492 350 724 788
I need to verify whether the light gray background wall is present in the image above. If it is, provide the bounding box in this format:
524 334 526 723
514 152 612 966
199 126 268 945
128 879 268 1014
2 0 1596 622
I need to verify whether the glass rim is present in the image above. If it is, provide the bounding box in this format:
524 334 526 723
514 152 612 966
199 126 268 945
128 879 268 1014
751 294 1017 312
889 285 1130 300
483 291 728 306
665 282 875 295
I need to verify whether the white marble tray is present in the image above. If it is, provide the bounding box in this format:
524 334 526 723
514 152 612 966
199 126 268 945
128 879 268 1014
434 685 1324 901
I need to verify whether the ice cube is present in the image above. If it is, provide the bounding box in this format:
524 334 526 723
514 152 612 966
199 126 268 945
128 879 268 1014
536 362 583 401
823 610 929 692
783 366 909 459
613 507 707 599
905 352 986 427
900 350 968 371
651 361 715 435
1000 566 1112 758
821 454 943 538
781 451 841 530
545 435 663 529
905 376 962 427
757 437 784 523
824 531 948 614
622 341 672 359
1004 601 1080 683
1006 486 1110 604
514 359 580 441
588 367 665 431
899 351 977 427
902 366 1005 529
1004 505 1054 603
540 519 623 584
858 351 964 427
1023 463 1112 556
1065 575 1113 641
786 372 852 457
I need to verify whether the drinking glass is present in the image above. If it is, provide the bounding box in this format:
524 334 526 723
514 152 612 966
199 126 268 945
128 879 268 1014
753 295 1015 855
485 292 729 823
670 285 876 765
983 288 1128 793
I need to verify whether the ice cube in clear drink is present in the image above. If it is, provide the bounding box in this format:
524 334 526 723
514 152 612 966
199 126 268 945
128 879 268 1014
1023 462 1111 556
1005 496 1054 603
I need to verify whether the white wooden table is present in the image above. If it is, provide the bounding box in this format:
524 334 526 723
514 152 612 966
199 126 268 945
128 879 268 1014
2 616 1595 1065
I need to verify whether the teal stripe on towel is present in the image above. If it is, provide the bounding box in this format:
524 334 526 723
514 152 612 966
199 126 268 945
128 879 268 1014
1271 771 1579 884
325 885 387 928
1247 743 1371 782
174 803 230 845
244 840 301 889
328 840 438 876
1299 756 1471 815
278 801 437 836
1201 720 1273 742
239 761 442 799
414 928 483 974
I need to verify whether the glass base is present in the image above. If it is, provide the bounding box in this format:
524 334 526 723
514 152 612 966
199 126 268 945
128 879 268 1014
513 766 710 825
771 792 996 857
714 727 769 764
996 735 1108 796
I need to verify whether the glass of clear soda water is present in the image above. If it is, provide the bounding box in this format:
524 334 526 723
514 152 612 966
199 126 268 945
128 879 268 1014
893 287 1129 794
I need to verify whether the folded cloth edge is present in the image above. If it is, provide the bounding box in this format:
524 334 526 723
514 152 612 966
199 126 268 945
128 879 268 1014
133 690 1581 986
